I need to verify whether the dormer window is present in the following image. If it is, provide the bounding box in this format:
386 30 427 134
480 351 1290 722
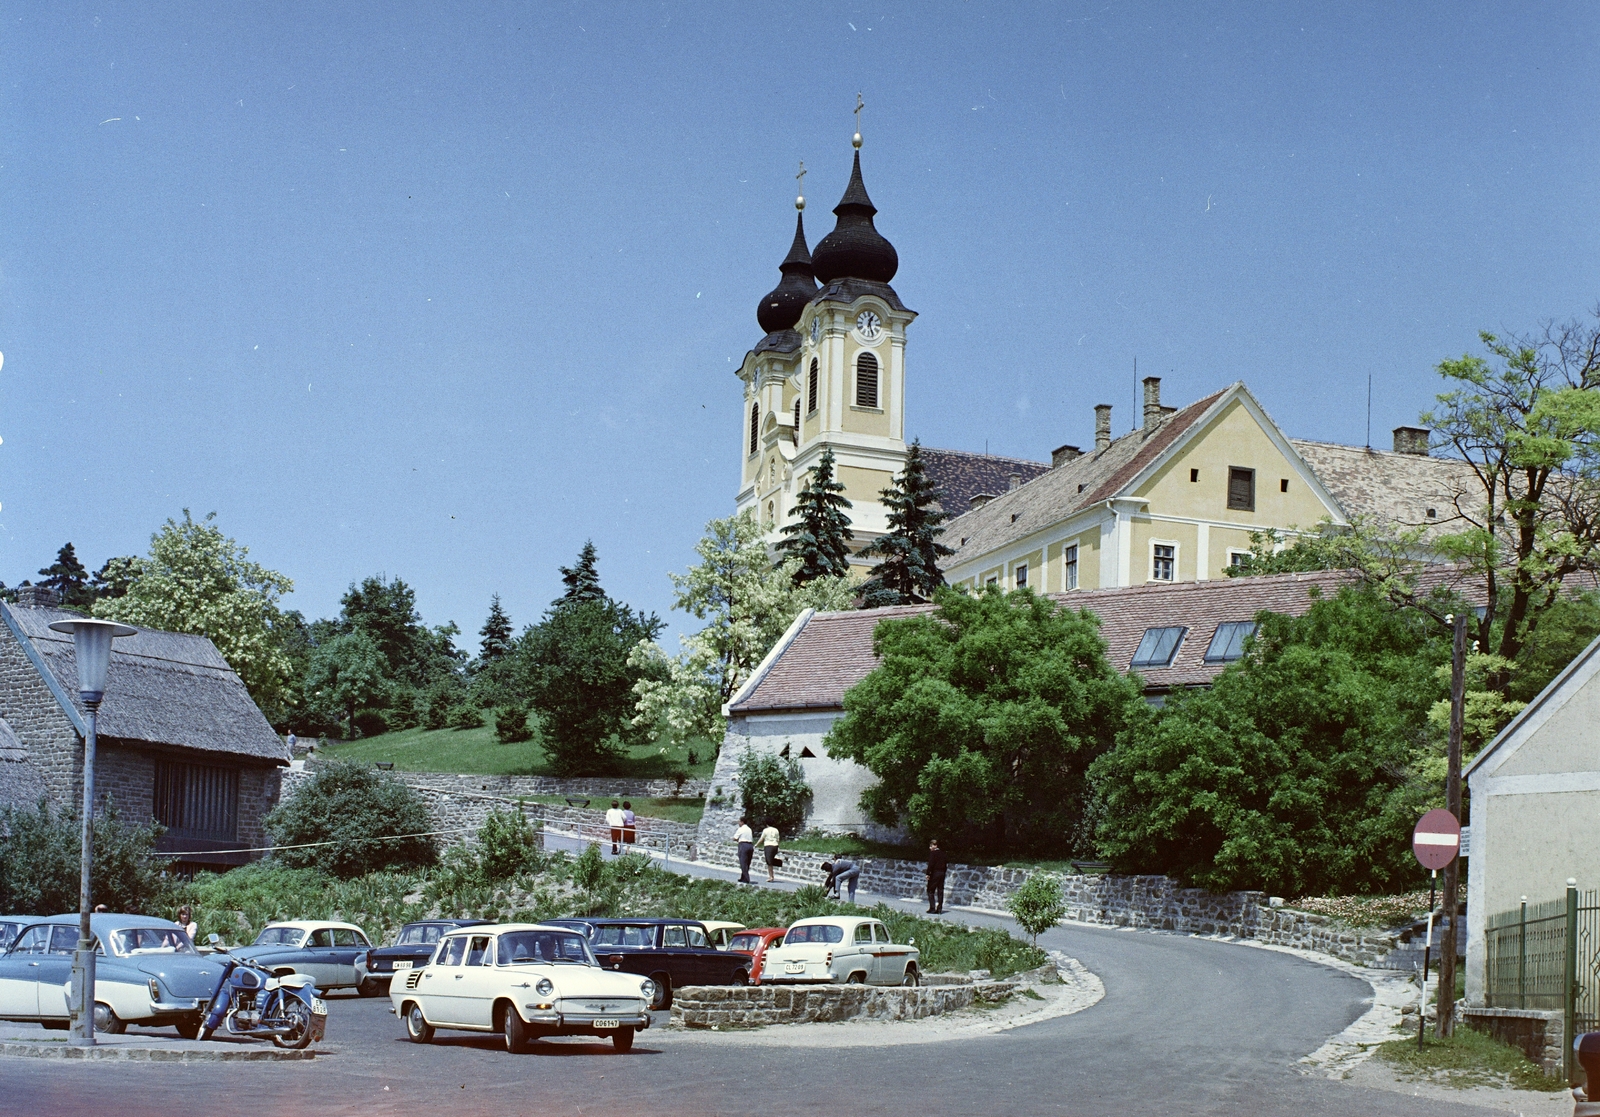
855 352 879 408
808 358 819 415
1131 626 1187 668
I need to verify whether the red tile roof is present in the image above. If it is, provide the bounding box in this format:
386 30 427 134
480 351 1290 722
728 568 1486 713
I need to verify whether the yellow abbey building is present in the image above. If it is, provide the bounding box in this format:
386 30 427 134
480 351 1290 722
734 141 1472 586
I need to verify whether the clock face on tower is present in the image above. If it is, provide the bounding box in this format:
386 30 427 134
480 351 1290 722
854 310 883 342
810 316 822 344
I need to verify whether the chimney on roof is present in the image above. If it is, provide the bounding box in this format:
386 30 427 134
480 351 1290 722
1052 444 1082 468
1142 376 1163 430
1393 426 1431 456
1008 473 1022 491
969 493 995 509
14 585 59 608
1094 404 1113 452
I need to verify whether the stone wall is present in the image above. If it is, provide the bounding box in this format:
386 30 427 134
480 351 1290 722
1253 908 1400 967
1464 1007 1566 1078
300 767 708 803
669 980 1018 1029
0 621 82 804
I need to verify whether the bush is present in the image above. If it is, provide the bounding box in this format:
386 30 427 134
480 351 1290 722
1008 873 1067 946
476 807 543 881
264 760 436 878
448 703 485 731
494 704 533 744
421 682 456 731
737 750 813 836
0 799 168 915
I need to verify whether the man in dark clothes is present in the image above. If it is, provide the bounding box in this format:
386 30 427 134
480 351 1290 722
925 839 947 913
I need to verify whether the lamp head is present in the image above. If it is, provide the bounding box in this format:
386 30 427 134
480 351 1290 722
48 618 137 705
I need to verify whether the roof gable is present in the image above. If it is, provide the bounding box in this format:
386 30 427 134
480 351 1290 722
1 603 289 765
1467 631 1600 782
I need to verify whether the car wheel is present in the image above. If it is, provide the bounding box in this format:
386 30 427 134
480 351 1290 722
846 971 867 985
611 1027 634 1053
902 967 920 987
733 966 750 986
648 973 672 1011
404 1002 433 1044
272 999 315 1050
357 976 383 997
501 1002 530 1054
92 1002 125 1035
174 1018 202 1041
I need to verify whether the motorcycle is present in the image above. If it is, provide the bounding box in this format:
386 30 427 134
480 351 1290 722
198 944 328 1050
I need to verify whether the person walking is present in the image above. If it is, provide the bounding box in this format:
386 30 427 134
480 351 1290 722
734 816 755 883
759 821 781 882
605 800 625 855
621 801 637 848
925 839 947 914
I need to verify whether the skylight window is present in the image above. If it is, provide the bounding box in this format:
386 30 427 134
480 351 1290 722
1204 621 1256 664
1130 626 1187 668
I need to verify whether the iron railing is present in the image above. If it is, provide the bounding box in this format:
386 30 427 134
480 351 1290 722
1483 884 1600 1081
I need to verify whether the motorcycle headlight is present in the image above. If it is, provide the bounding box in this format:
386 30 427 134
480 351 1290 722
639 978 656 1001
534 978 555 997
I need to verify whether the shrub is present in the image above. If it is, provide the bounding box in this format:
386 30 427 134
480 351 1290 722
1007 873 1067 946
264 760 436 878
737 750 813 837
421 682 455 730
0 799 168 915
494 704 533 744
448 703 485 730
476 807 543 881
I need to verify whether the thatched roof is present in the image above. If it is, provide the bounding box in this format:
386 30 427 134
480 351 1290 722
1 603 289 765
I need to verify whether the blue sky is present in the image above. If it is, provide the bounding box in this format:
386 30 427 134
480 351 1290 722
3 2 1597 647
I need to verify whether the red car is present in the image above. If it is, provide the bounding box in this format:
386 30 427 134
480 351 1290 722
729 928 788 986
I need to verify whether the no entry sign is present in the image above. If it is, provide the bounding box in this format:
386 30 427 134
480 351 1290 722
1413 809 1461 871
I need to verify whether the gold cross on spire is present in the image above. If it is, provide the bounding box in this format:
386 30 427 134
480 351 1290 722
795 160 807 211
852 93 864 149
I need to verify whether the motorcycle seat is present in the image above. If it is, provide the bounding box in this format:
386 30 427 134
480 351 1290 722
269 973 316 991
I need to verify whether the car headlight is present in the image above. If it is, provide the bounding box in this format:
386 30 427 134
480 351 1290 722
534 978 555 997
640 978 656 1001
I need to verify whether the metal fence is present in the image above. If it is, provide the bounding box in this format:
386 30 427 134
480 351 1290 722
1483 885 1600 1080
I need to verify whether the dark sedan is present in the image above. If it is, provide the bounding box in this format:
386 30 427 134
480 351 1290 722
364 919 492 986
581 919 749 1009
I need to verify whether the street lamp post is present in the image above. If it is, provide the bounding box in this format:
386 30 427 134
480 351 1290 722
48 617 136 1047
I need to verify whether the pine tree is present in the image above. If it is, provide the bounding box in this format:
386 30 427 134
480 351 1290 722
479 594 513 662
37 543 94 610
555 541 605 606
776 448 854 583
858 440 954 604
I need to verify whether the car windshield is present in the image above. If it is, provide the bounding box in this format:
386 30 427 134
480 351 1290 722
252 927 304 947
590 925 657 948
111 927 197 956
496 931 594 966
785 924 844 945
398 924 445 946
729 934 761 952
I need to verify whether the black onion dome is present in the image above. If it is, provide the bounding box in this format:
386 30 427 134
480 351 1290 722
810 151 898 285
756 212 818 334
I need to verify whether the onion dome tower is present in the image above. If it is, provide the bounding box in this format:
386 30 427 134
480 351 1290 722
810 146 899 286
756 209 817 336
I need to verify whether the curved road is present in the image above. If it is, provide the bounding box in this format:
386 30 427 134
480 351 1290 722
2 852 1512 1115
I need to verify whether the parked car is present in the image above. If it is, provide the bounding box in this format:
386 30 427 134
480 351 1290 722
728 927 787 985
585 918 750 1009
390 923 653 1053
365 919 492 986
0 916 42 952
228 921 377 994
699 921 746 950
758 916 920 987
0 913 220 1035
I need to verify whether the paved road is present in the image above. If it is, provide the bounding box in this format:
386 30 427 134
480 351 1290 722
2 840 1518 1115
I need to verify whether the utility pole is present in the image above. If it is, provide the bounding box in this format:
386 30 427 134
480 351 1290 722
1438 611 1468 1036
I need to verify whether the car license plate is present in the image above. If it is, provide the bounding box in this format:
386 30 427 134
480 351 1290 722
393 961 412 971
592 1018 620 1029
785 962 805 973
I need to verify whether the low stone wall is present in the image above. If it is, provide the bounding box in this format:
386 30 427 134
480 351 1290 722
1463 1007 1565 1078
669 980 1018 1029
296 768 709 802
1254 908 1400 967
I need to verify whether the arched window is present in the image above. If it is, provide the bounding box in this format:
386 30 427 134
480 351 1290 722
749 401 759 456
807 358 819 414
855 352 879 408
793 398 801 444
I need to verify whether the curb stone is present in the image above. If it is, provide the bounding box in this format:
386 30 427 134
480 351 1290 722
0 1038 317 1062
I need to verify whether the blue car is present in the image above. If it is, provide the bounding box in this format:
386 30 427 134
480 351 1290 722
0 913 221 1036
228 921 377 994
0 916 43 952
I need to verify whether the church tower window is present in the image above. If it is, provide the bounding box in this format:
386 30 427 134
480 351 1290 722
793 399 801 444
807 358 819 415
749 402 759 456
855 352 879 408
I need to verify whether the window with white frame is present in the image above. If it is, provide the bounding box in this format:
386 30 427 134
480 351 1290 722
1063 545 1079 590
1014 563 1028 588
1227 550 1251 570
1151 542 1176 581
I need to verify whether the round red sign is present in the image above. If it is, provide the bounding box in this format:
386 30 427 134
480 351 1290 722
1412 808 1461 871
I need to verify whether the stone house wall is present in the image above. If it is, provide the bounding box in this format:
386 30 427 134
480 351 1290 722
669 980 1017 1029
0 623 82 803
